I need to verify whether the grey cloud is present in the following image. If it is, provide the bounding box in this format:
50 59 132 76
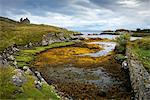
0 0 149 31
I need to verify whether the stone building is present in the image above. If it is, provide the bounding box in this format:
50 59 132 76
20 18 30 24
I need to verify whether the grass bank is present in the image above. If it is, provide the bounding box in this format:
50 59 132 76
0 66 60 99
0 17 78 51
129 37 150 72
15 42 75 68
0 16 77 99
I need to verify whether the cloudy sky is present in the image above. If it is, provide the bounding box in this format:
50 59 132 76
0 0 150 31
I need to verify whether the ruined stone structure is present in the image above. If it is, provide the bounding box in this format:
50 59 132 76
20 18 30 24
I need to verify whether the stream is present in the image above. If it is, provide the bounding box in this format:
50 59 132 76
32 34 132 99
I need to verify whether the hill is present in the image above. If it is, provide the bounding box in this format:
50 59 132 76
0 16 78 51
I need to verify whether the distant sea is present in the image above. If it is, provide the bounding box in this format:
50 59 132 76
80 31 102 35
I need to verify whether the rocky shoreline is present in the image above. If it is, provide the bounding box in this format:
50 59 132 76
0 32 79 99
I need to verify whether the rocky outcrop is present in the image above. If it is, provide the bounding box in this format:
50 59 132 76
126 48 150 100
41 32 72 46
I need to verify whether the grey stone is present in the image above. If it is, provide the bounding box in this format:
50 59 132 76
0 55 3 66
13 60 18 68
23 66 29 71
42 40 48 46
122 60 128 69
48 39 54 44
35 71 44 81
12 47 19 52
29 42 32 47
2 58 8 65
12 69 26 86
12 75 23 86
8 55 15 61
25 68 33 75
34 80 42 90
14 69 23 76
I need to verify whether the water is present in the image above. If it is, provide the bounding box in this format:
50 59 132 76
81 42 116 57
80 34 119 39
80 34 142 41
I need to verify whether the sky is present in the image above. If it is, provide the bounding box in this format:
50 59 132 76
0 0 150 32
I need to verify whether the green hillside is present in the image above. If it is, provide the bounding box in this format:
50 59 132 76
0 16 78 51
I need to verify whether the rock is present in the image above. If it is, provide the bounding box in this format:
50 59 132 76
12 47 19 52
12 69 26 86
8 55 15 61
42 40 48 46
14 69 23 76
6 53 10 58
13 60 18 68
48 39 54 44
29 42 32 47
12 75 23 86
23 66 29 71
0 55 3 66
24 45 28 48
25 68 33 75
122 60 128 69
34 80 42 90
23 66 33 75
2 58 8 66
35 71 44 82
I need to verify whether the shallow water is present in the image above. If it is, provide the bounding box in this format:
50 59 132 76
80 34 142 41
81 42 116 57
80 34 119 39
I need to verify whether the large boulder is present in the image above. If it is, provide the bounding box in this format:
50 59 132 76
12 69 26 86
12 75 24 87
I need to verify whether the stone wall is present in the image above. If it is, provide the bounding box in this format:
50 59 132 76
126 48 150 100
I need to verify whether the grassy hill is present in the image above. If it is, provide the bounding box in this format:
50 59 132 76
0 17 78 99
0 16 78 51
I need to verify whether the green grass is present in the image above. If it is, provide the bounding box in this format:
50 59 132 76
0 67 60 99
0 67 19 99
15 42 75 67
130 37 150 72
134 48 150 72
0 16 78 52
15 75 60 100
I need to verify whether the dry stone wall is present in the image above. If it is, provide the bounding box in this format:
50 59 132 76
126 48 150 100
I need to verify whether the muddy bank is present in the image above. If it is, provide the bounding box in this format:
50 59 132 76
32 42 132 99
